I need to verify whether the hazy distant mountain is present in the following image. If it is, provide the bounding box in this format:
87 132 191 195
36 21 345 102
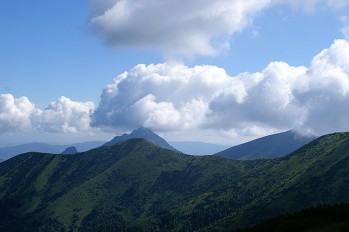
169 141 229 155
103 127 176 151
0 142 64 159
0 141 105 160
0 159 4 163
1 133 349 231
215 130 316 159
61 146 78 155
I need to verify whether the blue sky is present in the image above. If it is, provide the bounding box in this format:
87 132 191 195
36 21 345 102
1 0 349 146
199 4 343 73
1 1 133 106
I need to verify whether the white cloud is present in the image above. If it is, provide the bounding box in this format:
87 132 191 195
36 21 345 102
90 0 273 56
2 40 348 143
207 62 307 131
93 39 349 138
89 0 349 57
293 39 349 134
33 97 95 133
0 94 37 133
0 95 95 135
3 41 346 142
92 62 245 131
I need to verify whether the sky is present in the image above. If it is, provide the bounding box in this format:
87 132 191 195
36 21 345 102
0 0 349 146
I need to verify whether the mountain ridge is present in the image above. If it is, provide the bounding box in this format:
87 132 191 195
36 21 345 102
0 133 349 231
215 130 316 159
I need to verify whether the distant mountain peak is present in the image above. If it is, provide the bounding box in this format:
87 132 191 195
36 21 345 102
130 127 156 136
103 127 176 151
61 146 78 155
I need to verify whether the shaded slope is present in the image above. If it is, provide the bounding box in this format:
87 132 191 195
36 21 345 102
215 130 316 159
103 127 176 151
237 203 349 232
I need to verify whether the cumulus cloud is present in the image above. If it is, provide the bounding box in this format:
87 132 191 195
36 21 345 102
92 62 244 131
33 97 95 133
0 94 37 133
2 40 348 141
292 39 349 134
89 0 349 57
90 0 273 56
0 95 95 135
93 39 349 137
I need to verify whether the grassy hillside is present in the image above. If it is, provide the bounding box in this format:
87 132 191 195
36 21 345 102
0 139 255 231
205 132 349 231
0 133 349 231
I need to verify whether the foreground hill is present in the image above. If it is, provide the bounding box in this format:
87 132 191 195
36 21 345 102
1 139 248 231
0 132 349 231
215 130 316 159
103 127 176 151
207 132 349 231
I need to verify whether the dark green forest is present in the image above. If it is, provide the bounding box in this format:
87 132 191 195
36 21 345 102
236 203 349 232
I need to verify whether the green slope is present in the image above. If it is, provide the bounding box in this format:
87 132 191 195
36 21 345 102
0 133 349 231
0 139 257 231
205 132 349 231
